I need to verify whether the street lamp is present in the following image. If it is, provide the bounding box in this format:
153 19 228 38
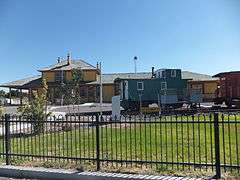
134 56 137 74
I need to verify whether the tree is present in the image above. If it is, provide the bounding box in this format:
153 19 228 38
72 68 84 85
60 68 84 105
71 68 84 104
18 79 50 134
0 106 4 116
0 90 5 106
0 90 5 97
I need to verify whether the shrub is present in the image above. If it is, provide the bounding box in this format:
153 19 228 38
18 79 50 134
0 106 4 116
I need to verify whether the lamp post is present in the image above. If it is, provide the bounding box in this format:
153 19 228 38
134 56 137 74
99 62 103 118
60 69 64 106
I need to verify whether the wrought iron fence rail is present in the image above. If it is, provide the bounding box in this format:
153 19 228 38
0 112 239 178
3 120 239 125
1 153 97 161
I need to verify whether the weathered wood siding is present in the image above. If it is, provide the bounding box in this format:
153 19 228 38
204 81 218 94
83 70 98 82
188 80 219 102
103 84 115 102
42 70 98 83
42 72 55 82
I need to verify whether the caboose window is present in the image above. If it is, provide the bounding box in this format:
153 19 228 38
171 70 176 77
161 70 166 78
161 82 167 90
137 82 144 90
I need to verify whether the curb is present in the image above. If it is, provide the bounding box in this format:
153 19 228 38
0 165 202 180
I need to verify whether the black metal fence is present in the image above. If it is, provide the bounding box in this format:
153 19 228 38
0 112 239 178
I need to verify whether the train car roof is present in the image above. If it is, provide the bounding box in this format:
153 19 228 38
213 71 240 77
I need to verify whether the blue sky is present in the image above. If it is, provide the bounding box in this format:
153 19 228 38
0 0 240 83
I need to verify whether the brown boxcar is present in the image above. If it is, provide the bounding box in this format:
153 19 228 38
213 71 240 107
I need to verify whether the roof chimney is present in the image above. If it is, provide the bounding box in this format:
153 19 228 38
152 67 155 78
97 62 99 69
67 53 71 65
57 57 61 63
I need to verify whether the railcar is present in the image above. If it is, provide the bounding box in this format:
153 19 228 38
115 68 202 111
213 71 240 108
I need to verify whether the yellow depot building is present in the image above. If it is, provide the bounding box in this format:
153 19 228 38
0 54 139 105
0 55 219 105
184 71 219 102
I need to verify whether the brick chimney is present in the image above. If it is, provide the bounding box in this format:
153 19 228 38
57 57 61 63
67 53 71 65
152 67 155 78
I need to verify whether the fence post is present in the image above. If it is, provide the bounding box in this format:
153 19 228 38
214 112 221 179
96 113 100 171
4 114 11 165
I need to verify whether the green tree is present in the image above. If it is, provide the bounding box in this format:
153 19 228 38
18 79 50 134
0 106 4 116
0 90 5 97
71 68 84 104
60 68 84 105
72 68 84 85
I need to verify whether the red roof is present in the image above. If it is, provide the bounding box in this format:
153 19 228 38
213 71 240 77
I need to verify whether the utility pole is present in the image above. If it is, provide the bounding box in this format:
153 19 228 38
99 62 103 118
61 69 64 106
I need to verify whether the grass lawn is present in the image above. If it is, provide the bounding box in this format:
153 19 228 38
0 114 239 176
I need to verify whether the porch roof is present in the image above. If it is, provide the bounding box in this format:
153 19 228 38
0 75 42 89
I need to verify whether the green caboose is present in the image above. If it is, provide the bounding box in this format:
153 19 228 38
115 69 188 110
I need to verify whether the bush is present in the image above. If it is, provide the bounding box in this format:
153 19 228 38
18 79 50 134
0 106 4 116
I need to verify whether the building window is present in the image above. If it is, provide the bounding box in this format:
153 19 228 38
161 82 167 90
88 86 95 97
55 71 65 82
137 82 144 91
161 70 166 78
80 86 87 97
171 70 176 77
96 86 100 97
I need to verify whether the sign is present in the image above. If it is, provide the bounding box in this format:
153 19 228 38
112 95 121 120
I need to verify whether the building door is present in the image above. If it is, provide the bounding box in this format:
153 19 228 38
229 86 233 98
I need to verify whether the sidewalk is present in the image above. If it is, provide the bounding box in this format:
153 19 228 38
0 165 204 180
